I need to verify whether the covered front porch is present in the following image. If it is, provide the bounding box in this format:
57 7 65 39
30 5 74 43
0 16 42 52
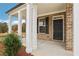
6 3 73 55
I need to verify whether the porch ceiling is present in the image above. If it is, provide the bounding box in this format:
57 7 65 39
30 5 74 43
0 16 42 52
37 3 66 16
8 3 66 19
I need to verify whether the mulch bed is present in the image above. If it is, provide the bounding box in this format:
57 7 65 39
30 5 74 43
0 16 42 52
0 42 33 56
16 46 33 56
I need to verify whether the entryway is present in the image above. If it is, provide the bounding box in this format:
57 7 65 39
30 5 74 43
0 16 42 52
52 15 64 42
53 19 63 40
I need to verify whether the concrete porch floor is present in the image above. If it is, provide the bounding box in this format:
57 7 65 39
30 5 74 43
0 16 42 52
22 38 73 56
32 39 73 56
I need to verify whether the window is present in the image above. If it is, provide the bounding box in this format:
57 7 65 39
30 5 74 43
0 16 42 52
37 17 49 34
39 19 46 33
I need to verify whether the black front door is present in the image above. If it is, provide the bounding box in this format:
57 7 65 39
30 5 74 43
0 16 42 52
53 19 63 40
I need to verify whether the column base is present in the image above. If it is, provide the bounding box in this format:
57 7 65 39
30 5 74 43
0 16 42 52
26 48 32 53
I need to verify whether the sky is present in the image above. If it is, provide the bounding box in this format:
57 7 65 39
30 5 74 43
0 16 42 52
0 3 24 25
0 3 17 22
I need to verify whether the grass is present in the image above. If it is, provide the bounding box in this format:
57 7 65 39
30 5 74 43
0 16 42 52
0 41 5 55
0 33 7 55
0 36 5 42
0 37 5 56
0 33 7 41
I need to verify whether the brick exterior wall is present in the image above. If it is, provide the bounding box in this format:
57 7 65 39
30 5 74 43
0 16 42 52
65 3 73 50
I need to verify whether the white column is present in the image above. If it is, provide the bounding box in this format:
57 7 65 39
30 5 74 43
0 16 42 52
8 15 12 33
26 3 33 53
32 4 37 49
18 11 22 40
73 4 79 56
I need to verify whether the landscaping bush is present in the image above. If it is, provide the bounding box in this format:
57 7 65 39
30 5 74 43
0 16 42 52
4 33 22 56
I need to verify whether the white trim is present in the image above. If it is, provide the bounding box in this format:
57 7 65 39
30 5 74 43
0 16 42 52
8 3 26 15
9 7 65 17
52 15 64 42
38 10 66 17
26 3 33 53
8 15 12 33
10 11 17 16
18 11 22 36
32 4 37 50
10 8 26 15
73 4 79 56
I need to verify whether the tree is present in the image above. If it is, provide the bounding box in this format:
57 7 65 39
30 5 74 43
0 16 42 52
12 23 26 33
12 24 18 32
0 22 8 33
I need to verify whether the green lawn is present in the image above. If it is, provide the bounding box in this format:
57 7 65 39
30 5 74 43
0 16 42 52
0 36 5 56
0 36 5 42
0 33 7 42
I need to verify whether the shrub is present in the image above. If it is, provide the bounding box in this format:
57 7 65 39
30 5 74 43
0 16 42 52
4 33 22 56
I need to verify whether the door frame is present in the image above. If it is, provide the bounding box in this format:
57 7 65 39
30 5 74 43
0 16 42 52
52 15 64 42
